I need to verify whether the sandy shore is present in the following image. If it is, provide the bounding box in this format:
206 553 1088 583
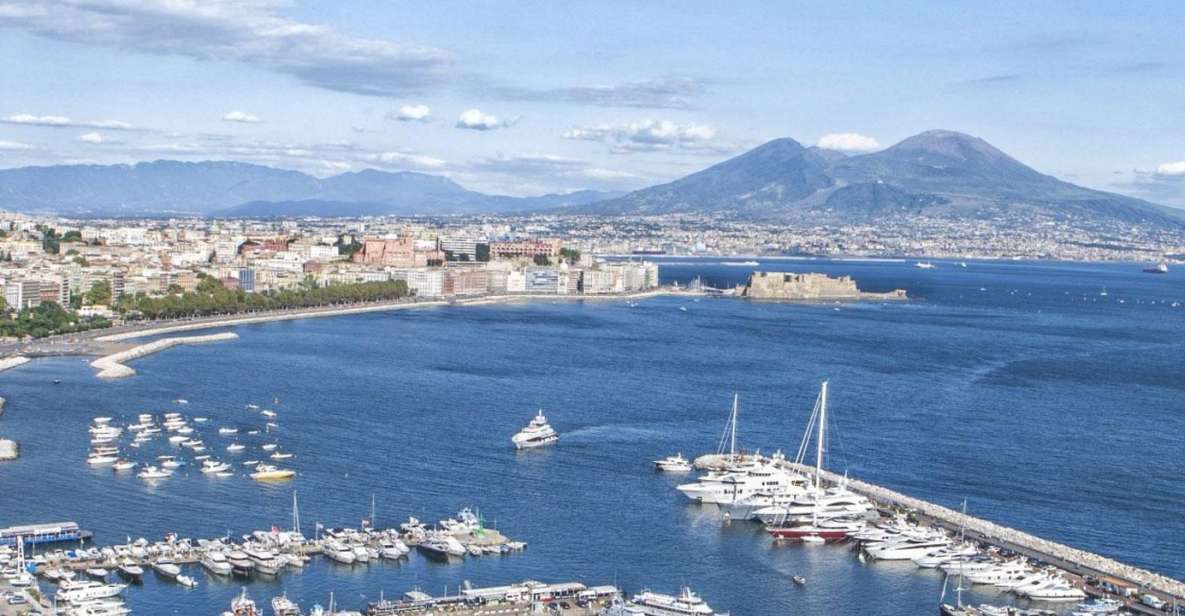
90 332 240 378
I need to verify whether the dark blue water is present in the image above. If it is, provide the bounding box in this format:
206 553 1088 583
1 258 1182 616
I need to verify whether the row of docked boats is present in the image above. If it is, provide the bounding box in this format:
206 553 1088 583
669 384 879 544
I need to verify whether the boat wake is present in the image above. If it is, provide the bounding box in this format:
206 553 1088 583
560 424 672 444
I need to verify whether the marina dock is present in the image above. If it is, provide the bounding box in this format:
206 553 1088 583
773 459 1185 612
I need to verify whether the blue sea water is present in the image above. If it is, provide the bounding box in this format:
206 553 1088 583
1 258 1182 615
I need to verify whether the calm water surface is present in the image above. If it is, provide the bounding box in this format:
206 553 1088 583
1 258 1182 615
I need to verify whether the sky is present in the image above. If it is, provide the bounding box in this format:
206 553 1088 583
0 1 1184 205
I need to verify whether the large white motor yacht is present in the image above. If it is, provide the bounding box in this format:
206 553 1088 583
511 410 558 449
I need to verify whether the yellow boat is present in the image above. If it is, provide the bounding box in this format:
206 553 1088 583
249 464 295 481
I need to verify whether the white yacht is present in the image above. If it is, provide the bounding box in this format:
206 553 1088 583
55 580 127 603
654 453 693 472
416 531 466 558
243 546 282 575
200 460 232 474
751 487 873 524
864 536 951 561
200 551 233 576
379 538 409 560
677 463 808 507
151 559 180 580
322 540 357 564
512 410 558 449
137 465 174 480
621 587 725 616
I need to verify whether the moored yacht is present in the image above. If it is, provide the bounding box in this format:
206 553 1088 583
511 410 558 449
623 587 725 616
655 453 693 472
272 592 302 616
200 551 233 576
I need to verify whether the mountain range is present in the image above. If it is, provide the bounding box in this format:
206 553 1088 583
0 161 618 217
578 130 1185 226
0 130 1181 227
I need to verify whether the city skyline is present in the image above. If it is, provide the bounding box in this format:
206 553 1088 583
1 1 1184 206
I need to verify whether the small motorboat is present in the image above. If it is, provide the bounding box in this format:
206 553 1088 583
654 453 693 472
801 535 826 545
112 460 137 472
177 574 198 588
792 576 806 585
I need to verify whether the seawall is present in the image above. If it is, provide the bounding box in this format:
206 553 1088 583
90 332 240 379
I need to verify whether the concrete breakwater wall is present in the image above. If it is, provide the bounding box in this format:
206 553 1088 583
780 461 1185 601
0 355 30 373
90 332 240 378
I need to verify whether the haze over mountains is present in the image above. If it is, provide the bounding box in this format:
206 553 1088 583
0 130 1181 227
0 161 618 217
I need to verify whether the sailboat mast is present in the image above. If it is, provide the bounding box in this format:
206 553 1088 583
292 490 301 535
730 393 738 460
815 381 828 490
371 493 377 529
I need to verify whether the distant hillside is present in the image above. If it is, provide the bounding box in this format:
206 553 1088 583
0 160 619 217
577 130 1185 227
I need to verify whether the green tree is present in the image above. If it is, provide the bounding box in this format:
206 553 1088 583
560 247 581 263
533 254 552 266
85 280 112 306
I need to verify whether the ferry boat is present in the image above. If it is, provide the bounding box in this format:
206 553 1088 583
511 410 558 449
618 587 726 616
0 521 89 546
1144 262 1169 274
654 453 693 472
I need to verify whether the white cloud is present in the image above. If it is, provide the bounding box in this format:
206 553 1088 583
78 132 104 144
582 167 641 180
370 151 446 169
455 108 514 131
223 110 262 123
817 132 881 152
497 77 707 109
392 104 431 122
2 113 133 130
321 160 353 173
1156 161 1185 176
562 119 717 153
0 139 31 150
0 1 454 97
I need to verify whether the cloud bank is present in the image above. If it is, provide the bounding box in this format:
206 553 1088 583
817 132 881 152
0 0 454 97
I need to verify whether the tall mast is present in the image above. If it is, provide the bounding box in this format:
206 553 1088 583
371 493 377 529
815 381 828 490
730 393 738 460
292 490 301 535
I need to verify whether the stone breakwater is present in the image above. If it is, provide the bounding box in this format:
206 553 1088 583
90 332 240 379
0 355 30 373
780 461 1185 602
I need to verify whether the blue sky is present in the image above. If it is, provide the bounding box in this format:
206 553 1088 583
1 1 1183 205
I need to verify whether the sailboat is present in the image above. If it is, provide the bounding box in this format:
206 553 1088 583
767 381 865 541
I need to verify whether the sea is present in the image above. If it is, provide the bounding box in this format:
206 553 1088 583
0 257 1182 616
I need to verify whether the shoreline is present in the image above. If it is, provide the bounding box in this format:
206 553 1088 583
92 287 695 343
